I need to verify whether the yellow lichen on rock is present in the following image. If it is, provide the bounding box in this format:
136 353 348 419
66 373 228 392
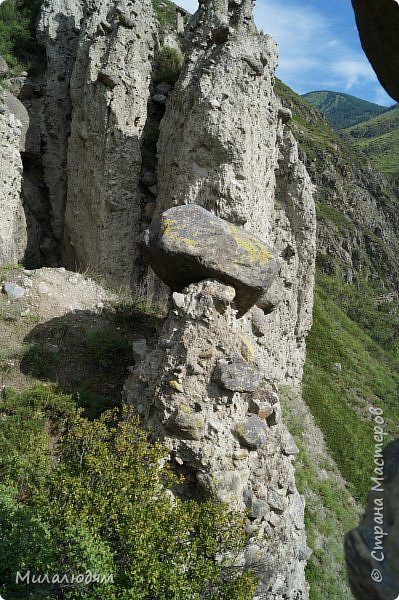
228 224 272 265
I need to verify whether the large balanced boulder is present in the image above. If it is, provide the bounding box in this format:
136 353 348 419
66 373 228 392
137 204 278 316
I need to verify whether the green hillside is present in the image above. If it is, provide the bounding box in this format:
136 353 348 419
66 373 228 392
277 79 399 599
342 105 399 177
303 90 388 129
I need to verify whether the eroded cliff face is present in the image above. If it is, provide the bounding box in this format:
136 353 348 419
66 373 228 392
63 0 155 288
0 96 27 264
125 280 311 599
1 1 317 596
154 0 316 385
38 0 84 254
125 1 316 598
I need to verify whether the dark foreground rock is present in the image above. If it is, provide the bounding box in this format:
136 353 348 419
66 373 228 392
352 0 399 102
137 204 278 316
345 439 399 599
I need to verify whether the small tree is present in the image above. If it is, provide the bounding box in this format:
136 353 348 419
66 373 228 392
156 46 183 84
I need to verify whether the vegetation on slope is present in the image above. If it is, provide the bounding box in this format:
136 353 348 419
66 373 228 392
0 388 256 599
303 90 389 130
281 387 359 600
152 0 191 32
304 283 398 503
278 78 399 598
0 0 44 73
342 105 399 177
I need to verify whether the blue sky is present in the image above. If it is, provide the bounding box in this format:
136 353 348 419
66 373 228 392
177 0 395 106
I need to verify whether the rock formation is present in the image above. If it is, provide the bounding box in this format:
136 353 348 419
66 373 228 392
126 2 316 597
153 0 316 384
0 1 317 596
0 91 27 264
345 439 399 599
63 0 156 288
124 280 311 599
38 0 84 255
352 0 399 102
138 204 278 316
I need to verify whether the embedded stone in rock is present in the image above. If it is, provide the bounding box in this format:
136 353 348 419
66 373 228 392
213 354 261 392
166 409 205 440
282 432 299 456
235 416 268 449
97 69 121 89
0 55 8 78
3 283 25 300
137 204 278 316
132 338 147 363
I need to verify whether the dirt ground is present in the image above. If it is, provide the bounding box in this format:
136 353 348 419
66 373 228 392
0 265 164 417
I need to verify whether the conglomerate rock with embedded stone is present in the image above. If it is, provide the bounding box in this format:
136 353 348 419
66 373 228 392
124 280 311 599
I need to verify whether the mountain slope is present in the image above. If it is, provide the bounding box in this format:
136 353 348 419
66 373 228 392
277 78 399 599
342 104 399 177
303 90 388 129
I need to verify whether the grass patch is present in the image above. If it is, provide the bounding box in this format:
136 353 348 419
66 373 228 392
303 285 398 503
155 45 183 84
112 295 167 331
281 389 357 600
83 329 130 371
20 342 58 380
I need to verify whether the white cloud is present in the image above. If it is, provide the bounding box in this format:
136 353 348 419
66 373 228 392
254 0 377 94
174 0 394 104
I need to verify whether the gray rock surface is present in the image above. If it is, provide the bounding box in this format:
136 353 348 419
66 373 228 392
124 280 310 599
0 98 27 264
2 91 29 152
0 55 8 78
213 354 261 392
138 204 278 316
345 439 399 599
63 0 156 289
152 0 316 385
235 416 269 449
38 0 84 247
3 282 25 300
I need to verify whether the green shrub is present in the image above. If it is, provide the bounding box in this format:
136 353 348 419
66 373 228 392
84 329 130 370
0 0 44 73
21 342 58 379
156 45 183 84
0 389 257 599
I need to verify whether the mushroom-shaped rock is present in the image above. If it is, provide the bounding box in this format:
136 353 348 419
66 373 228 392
213 354 261 392
137 204 278 316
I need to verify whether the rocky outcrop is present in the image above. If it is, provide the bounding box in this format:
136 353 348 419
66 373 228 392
152 0 316 385
138 204 278 316
38 0 84 253
124 280 311 599
63 0 156 288
0 94 27 264
345 439 399 599
352 0 399 102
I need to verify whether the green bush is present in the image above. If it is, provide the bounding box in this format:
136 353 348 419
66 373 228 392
84 329 130 370
0 0 44 73
0 388 257 599
156 45 183 84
